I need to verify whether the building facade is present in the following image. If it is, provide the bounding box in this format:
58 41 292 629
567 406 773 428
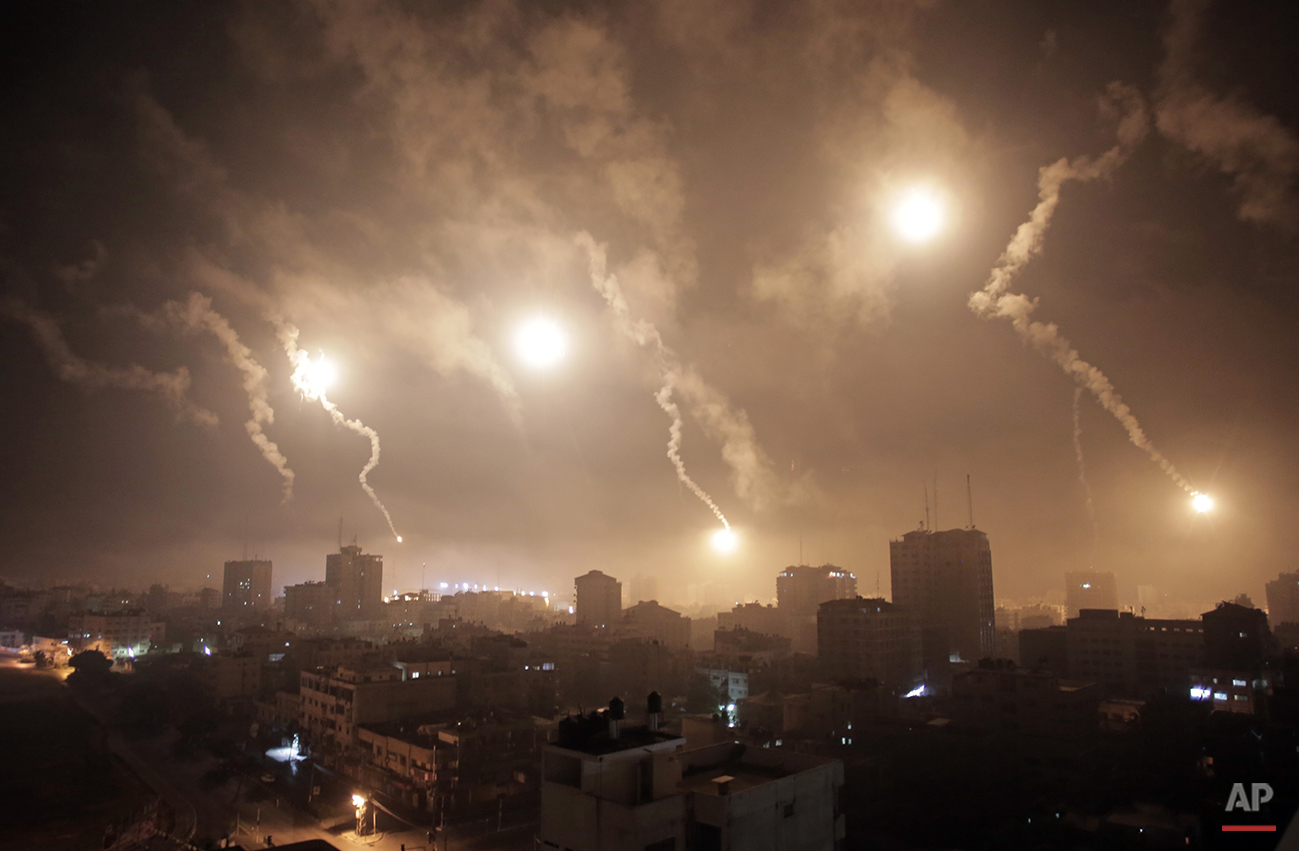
326 545 384 621
622 600 690 648
816 597 921 690
777 565 858 654
1266 573 1299 626
889 528 995 673
1065 609 1204 696
284 580 331 627
222 559 273 611
539 703 844 851
299 660 458 750
67 611 166 659
575 570 622 629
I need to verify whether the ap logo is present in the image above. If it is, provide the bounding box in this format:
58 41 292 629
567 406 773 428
1226 783 1273 812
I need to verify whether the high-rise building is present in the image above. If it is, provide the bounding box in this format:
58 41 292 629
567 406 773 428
816 597 921 690
575 570 621 628
890 528 995 673
326 545 384 621
776 564 857 653
1064 571 1119 618
222 559 273 611
1266 573 1299 626
776 565 857 616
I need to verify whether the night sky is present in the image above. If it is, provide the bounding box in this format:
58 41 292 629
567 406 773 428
2 0 1297 609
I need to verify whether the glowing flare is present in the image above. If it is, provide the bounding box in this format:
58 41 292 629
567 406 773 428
711 527 739 555
1191 492 1215 514
396 535 403 543
515 317 566 369
891 188 945 243
302 353 336 399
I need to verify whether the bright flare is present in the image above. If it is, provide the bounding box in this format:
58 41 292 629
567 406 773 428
1191 492 1215 514
303 353 336 399
515 317 567 370
711 527 739 555
396 535 403 543
891 188 945 243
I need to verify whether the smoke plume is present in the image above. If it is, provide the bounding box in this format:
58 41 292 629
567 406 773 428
1157 0 1299 226
1072 387 1098 557
969 83 1194 493
3 298 218 427
279 321 401 541
132 293 295 501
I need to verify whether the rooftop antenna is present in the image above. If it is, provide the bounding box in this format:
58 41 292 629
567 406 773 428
966 473 975 529
923 484 930 531
799 535 804 566
242 512 249 561
337 517 343 550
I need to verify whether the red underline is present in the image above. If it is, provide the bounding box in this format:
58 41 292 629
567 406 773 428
1222 825 1276 832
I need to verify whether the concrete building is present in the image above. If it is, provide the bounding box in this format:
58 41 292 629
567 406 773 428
210 653 262 700
718 602 788 639
776 565 857 654
889 528 995 674
299 660 458 750
1189 670 1272 715
326 545 384 621
222 559 273 611
816 597 921 690
575 570 622 629
357 711 553 812
284 580 331 627
951 661 1100 738
1065 609 1204 696
1202 601 1270 670
1266 573 1299 626
539 698 844 851
714 628 792 664
622 600 691 648
1064 571 1119 618
1019 625 1068 673
698 666 750 710
67 610 165 659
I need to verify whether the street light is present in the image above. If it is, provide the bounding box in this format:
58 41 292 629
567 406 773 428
353 794 367 836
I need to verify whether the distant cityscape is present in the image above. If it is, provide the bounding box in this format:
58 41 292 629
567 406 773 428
5 521 1299 847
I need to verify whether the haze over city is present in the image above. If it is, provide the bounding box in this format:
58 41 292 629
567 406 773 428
4 0 1298 609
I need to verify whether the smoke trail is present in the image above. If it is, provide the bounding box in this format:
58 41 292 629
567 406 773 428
279 322 402 541
656 377 730 530
968 83 1194 493
136 293 295 501
576 231 732 528
2 298 218 426
1072 387 1098 556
